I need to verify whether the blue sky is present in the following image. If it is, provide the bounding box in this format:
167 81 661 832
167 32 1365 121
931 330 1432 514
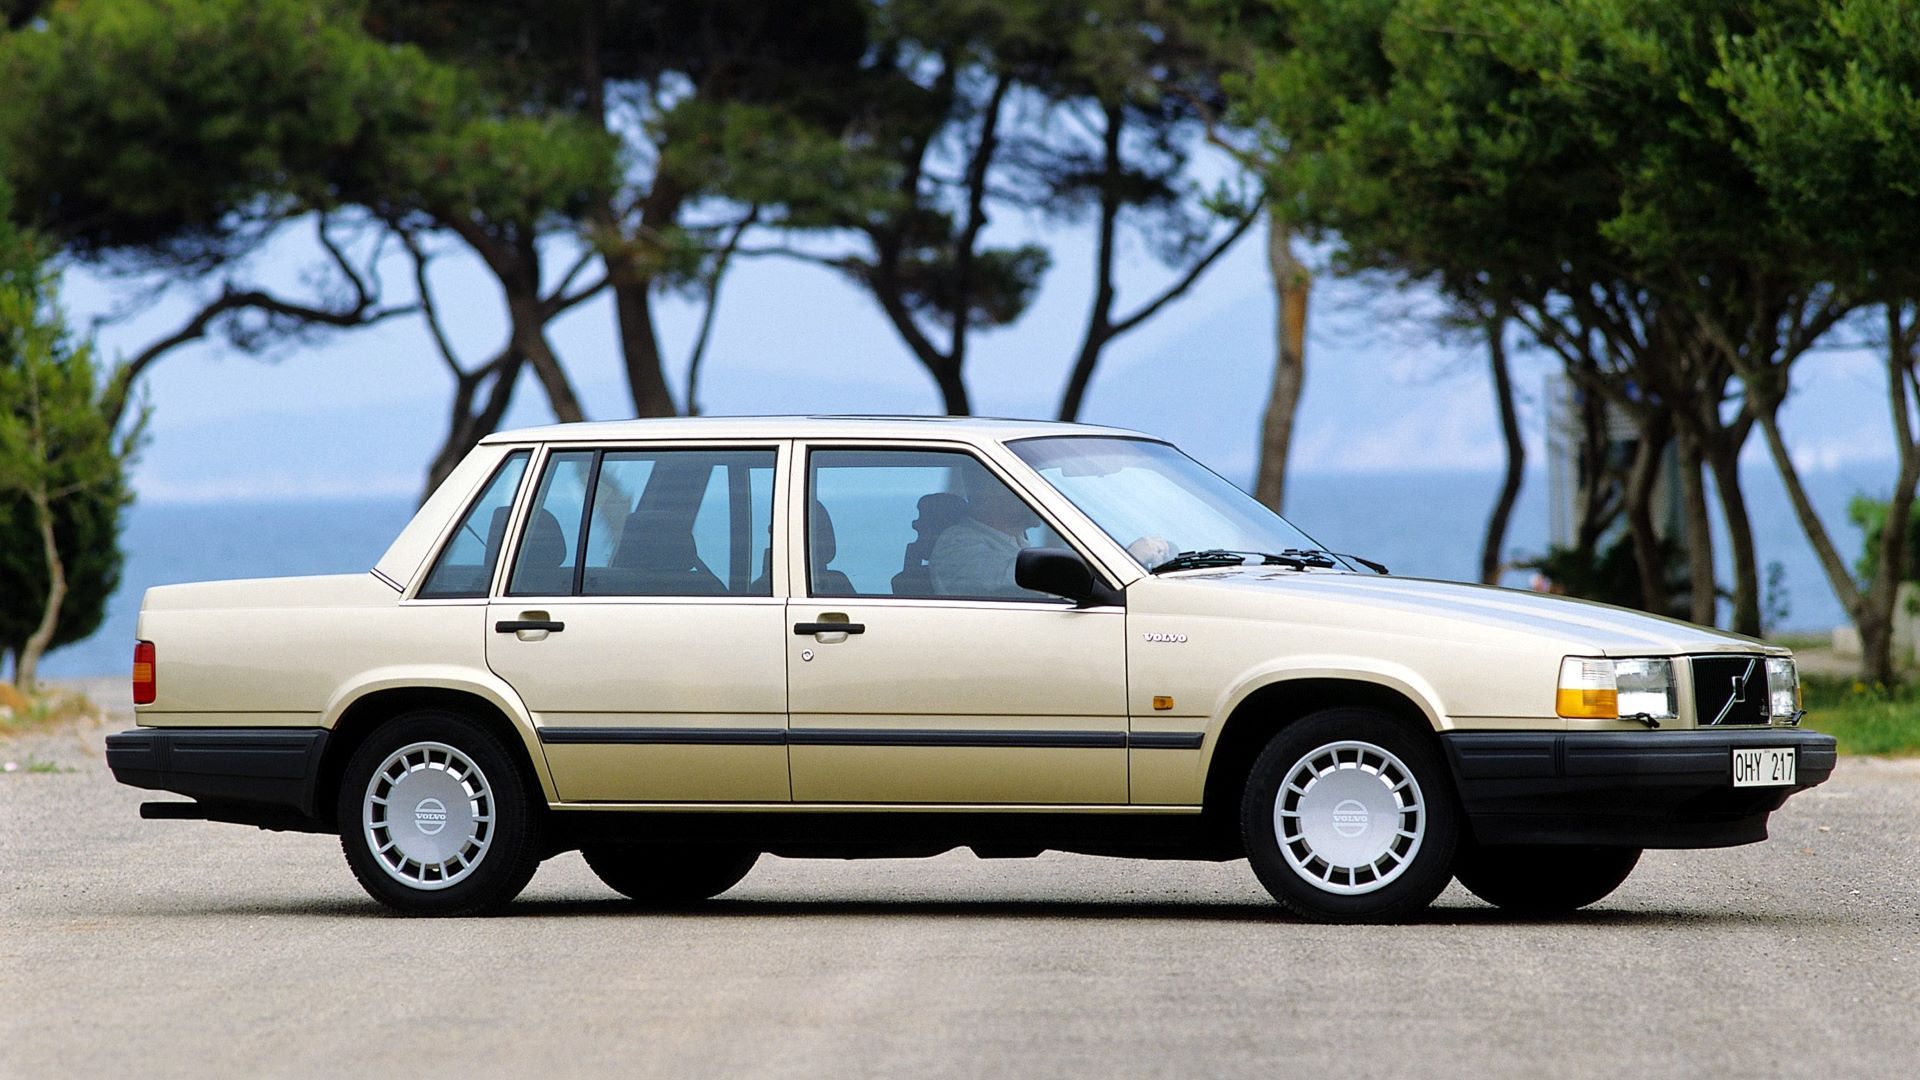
61 203 1905 510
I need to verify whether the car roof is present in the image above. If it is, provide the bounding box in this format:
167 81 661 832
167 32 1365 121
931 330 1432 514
478 414 1153 445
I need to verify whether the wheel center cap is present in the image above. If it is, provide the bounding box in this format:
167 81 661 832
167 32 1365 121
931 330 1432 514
384 769 473 865
1330 799 1370 838
1294 768 1401 869
413 797 448 836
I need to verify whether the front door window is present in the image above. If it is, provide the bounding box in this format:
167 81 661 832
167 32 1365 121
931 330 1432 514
806 448 1068 601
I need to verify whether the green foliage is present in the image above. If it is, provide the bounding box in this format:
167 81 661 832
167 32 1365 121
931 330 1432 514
0 232 135 674
1802 674 1920 756
1715 0 1920 298
0 0 618 266
1847 494 1920 587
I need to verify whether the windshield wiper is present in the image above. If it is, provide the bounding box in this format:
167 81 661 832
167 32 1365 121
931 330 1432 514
1150 549 1361 575
1149 549 1254 574
1281 548 1390 574
1262 549 1339 570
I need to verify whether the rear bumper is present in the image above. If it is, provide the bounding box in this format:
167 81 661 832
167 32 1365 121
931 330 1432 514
105 727 329 830
1440 728 1838 848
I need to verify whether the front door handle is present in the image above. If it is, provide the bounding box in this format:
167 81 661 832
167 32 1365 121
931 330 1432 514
793 622 865 636
496 619 565 634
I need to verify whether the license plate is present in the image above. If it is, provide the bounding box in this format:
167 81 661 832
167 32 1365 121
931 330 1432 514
1732 747 1796 787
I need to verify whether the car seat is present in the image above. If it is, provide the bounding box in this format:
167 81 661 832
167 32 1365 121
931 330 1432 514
609 507 725 595
811 501 857 596
511 508 572 594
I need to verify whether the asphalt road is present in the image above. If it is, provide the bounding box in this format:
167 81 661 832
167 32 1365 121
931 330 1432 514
4 711 1917 1079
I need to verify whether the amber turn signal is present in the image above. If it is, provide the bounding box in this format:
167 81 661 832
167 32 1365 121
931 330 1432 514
1555 657 1618 719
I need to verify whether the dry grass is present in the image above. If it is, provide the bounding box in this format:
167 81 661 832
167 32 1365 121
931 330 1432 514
0 684 103 741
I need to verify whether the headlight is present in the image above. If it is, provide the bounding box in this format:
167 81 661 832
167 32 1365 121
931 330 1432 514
1615 658 1678 721
1764 657 1801 724
1556 657 1677 722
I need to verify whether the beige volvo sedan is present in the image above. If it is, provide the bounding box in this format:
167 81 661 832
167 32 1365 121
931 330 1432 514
107 417 1834 921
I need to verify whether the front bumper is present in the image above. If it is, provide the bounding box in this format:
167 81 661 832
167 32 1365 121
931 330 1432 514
105 727 330 831
1440 727 1837 848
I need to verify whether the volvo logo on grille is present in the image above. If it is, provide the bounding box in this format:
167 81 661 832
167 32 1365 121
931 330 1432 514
413 797 448 836
1711 659 1758 726
1330 799 1370 838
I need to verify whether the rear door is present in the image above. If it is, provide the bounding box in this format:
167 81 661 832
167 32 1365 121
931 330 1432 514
485 441 790 803
784 444 1128 804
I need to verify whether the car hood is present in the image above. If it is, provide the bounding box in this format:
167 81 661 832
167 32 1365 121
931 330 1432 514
1148 568 1780 657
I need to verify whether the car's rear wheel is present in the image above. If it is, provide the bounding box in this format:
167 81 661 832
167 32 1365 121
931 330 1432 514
1241 708 1461 923
1453 844 1641 915
581 845 759 905
337 710 542 916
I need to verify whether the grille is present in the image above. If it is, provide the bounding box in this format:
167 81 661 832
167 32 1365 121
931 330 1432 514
1691 656 1769 726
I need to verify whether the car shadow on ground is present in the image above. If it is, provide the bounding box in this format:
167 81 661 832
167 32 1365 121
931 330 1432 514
149 894 1853 929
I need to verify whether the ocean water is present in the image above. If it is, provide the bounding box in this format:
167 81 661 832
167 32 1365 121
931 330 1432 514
35 466 1864 679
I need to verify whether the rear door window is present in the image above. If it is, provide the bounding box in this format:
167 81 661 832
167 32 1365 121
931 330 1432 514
508 447 776 597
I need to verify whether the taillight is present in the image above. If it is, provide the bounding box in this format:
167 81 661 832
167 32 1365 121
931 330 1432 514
132 640 156 705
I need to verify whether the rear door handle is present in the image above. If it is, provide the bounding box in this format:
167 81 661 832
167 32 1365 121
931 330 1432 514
793 622 865 635
496 620 565 633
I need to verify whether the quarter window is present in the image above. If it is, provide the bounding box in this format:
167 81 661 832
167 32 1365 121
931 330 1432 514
807 449 1067 601
508 448 775 597
416 450 530 599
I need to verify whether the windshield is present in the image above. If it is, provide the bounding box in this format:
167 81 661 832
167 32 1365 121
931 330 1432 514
1009 436 1350 571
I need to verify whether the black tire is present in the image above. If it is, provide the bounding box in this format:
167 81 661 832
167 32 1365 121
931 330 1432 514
581 845 759 905
337 709 542 916
1241 708 1461 923
1453 844 1641 915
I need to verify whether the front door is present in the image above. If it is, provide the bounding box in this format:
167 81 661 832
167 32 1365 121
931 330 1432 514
785 446 1128 804
486 443 790 803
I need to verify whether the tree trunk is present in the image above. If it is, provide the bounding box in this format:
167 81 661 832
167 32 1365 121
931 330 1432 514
932 362 972 416
612 273 679 418
1623 417 1669 615
1853 308 1920 682
1858 614 1896 685
1676 431 1717 626
421 351 528 503
15 490 66 693
1254 213 1309 511
508 293 584 424
1057 330 1109 423
1480 311 1524 584
1702 440 1762 636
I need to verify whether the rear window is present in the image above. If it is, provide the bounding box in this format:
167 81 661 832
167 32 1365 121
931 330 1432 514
416 450 531 599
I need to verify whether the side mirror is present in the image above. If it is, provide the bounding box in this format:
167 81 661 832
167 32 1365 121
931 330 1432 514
1016 547 1109 606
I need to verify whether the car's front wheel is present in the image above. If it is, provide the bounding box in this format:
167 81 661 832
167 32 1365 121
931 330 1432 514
581 845 759 905
1241 708 1461 922
337 710 542 916
1453 844 1641 915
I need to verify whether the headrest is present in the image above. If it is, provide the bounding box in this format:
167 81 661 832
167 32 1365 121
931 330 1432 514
811 501 838 564
484 506 512 560
914 492 968 533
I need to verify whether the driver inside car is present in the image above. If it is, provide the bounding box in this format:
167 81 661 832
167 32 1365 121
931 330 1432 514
928 475 1040 598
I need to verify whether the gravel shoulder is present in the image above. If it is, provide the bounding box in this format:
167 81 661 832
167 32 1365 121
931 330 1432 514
4 698 1917 1079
